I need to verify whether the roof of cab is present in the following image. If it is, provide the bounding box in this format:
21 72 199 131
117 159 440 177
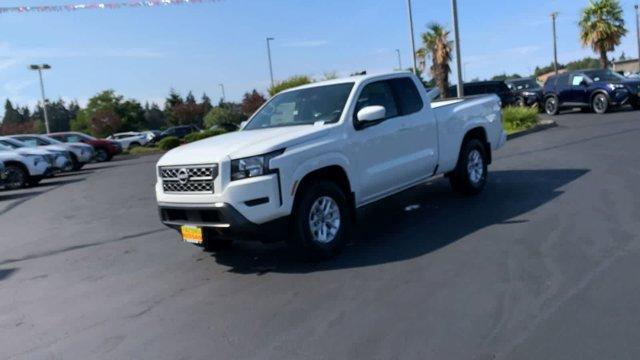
279 71 415 94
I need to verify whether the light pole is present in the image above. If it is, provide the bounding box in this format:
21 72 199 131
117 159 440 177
219 83 226 103
266 37 275 88
395 49 403 70
29 64 51 134
463 62 470 82
451 0 464 97
551 12 559 75
406 0 418 75
635 5 640 71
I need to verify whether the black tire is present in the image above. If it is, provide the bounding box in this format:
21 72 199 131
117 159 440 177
592 93 609 114
95 148 110 162
449 139 489 196
288 180 351 259
4 165 27 190
631 100 640 111
544 96 559 116
69 154 82 171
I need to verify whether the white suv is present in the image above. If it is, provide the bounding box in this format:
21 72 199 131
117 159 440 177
0 145 52 189
10 134 94 171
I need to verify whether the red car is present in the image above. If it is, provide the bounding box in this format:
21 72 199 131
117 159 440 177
49 132 122 162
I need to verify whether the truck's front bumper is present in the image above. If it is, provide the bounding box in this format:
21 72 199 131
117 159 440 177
157 202 288 242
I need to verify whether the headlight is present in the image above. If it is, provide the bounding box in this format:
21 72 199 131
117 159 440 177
230 149 285 181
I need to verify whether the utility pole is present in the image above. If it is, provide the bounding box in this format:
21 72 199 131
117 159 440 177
395 49 403 70
266 37 275 88
451 0 464 97
551 12 559 75
635 5 640 71
29 64 52 134
219 83 226 102
406 0 418 75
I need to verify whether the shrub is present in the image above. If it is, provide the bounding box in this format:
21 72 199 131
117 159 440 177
502 106 539 133
157 136 181 150
268 75 312 96
183 129 226 143
128 146 163 156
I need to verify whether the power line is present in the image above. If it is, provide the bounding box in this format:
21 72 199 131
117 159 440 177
0 0 221 14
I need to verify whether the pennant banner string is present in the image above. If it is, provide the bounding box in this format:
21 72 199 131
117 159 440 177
0 0 221 14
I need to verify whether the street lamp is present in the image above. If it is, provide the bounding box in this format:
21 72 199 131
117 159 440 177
395 49 403 70
406 0 418 75
266 37 275 88
29 64 52 134
451 0 464 97
219 83 226 103
551 12 559 75
635 5 640 71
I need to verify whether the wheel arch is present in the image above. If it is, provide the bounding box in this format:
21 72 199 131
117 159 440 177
4 160 30 175
461 126 491 165
293 165 356 222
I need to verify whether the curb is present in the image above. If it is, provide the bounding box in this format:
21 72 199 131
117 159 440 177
507 119 557 140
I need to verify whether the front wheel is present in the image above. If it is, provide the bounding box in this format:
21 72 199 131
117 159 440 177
95 148 110 162
288 180 351 259
544 96 559 116
449 139 488 196
4 165 27 190
592 93 609 114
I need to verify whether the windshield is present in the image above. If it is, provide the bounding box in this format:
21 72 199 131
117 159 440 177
0 143 12 151
0 138 24 148
40 135 63 145
508 79 540 90
244 83 354 130
584 70 625 82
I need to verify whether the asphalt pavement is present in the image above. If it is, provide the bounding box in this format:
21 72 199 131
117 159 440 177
1 109 639 359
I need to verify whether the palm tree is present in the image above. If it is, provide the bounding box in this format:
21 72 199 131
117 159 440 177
579 0 627 69
417 23 453 98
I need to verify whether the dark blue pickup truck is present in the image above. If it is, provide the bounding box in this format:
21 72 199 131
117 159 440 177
542 69 640 115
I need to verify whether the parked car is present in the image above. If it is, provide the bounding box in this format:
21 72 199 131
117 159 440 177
0 136 72 172
155 71 506 258
140 130 161 143
506 77 543 108
450 80 516 107
107 132 149 150
0 144 53 189
0 160 6 189
542 69 640 115
152 125 200 143
10 134 94 171
48 131 122 162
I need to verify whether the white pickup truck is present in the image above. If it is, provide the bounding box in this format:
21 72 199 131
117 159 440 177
156 72 506 257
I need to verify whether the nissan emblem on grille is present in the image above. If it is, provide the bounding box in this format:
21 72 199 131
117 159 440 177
160 165 218 193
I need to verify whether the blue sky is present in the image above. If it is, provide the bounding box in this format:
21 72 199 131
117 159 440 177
1 0 639 110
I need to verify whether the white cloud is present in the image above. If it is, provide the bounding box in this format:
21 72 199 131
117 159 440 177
282 40 329 48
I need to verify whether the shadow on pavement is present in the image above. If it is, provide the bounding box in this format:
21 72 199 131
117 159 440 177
208 169 589 274
0 268 18 281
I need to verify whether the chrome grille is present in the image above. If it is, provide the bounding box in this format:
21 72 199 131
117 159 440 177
160 164 218 193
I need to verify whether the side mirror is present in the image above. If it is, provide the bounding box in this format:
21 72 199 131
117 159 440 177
357 105 386 123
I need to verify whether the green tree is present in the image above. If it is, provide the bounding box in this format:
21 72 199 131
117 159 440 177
204 106 246 129
164 89 184 125
417 23 453 98
143 102 166 129
268 75 312 96
579 0 627 69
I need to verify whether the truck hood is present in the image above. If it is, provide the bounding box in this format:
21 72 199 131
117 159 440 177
158 125 329 166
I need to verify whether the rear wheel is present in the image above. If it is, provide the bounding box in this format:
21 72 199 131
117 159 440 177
449 139 488 196
544 96 559 115
592 93 609 114
70 154 83 171
27 176 42 187
4 165 27 190
288 180 351 259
